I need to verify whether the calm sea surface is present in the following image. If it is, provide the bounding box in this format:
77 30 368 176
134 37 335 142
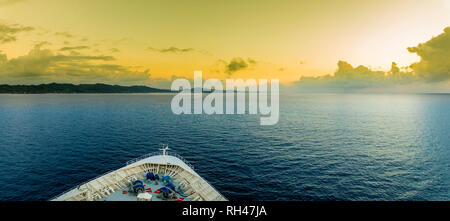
0 93 449 201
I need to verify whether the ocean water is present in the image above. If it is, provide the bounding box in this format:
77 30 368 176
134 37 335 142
0 93 449 201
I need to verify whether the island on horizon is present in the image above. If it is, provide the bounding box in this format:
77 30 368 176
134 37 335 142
0 83 173 94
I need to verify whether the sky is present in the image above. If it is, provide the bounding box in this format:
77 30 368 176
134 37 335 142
0 0 449 91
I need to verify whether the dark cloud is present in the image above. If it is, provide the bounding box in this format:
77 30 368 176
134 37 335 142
223 57 257 74
226 57 247 73
247 58 257 65
407 26 450 82
55 32 73 38
0 23 34 44
58 46 90 51
146 46 195 53
52 54 114 62
0 43 155 86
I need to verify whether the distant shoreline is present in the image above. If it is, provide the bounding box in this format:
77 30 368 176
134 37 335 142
0 83 174 94
0 83 448 94
0 83 237 94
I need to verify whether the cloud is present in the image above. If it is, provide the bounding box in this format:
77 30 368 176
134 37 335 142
58 46 90 51
293 26 449 92
222 57 257 74
0 43 155 86
110 48 120 53
0 23 34 44
146 46 214 56
146 46 194 53
407 26 450 82
247 58 257 65
55 32 73 38
226 57 248 73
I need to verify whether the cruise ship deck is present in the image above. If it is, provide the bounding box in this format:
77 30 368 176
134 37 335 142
52 148 227 201
97 176 193 201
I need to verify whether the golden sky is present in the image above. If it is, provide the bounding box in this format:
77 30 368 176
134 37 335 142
0 0 449 89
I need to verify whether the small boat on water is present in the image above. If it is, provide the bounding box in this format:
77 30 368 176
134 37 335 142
51 146 227 201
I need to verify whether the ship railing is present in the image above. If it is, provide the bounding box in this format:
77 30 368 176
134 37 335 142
125 151 196 171
127 151 227 200
51 152 164 200
191 170 228 201
168 152 227 200
125 152 161 165
50 167 120 201
168 153 227 200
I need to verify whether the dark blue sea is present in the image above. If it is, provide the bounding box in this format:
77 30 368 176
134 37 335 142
0 93 449 201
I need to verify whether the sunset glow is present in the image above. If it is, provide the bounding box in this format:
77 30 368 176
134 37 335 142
0 0 448 91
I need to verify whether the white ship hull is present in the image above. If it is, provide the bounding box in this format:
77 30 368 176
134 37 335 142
52 150 227 201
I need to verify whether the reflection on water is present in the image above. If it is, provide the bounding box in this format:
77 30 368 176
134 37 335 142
0 93 448 200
